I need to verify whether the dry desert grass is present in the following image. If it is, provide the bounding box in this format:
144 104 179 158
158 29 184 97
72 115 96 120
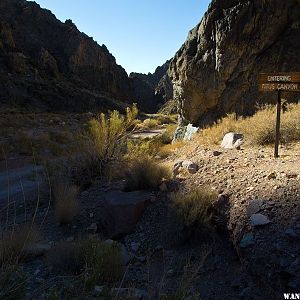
196 103 300 146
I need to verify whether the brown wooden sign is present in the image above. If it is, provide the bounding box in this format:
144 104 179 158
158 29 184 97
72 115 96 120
259 72 300 84
259 82 300 92
258 72 300 158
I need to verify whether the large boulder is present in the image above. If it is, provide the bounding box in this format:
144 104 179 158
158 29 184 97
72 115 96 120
98 191 152 239
169 0 300 126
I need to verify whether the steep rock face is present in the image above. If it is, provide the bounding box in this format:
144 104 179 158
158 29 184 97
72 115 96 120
0 0 133 111
169 0 300 125
130 60 173 112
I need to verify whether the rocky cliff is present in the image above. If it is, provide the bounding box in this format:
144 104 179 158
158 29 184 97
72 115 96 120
130 60 173 112
0 0 168 113
169 0 300 126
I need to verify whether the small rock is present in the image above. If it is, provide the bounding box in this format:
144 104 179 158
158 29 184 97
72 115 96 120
34 269 40 276
166 269 174 276
135 256 146 263
246 199 264 217
89 213 94 218
94 285 104 295
285 172 298 179
131 242 141 253
285 228 299 239
87 223 98 234
182 160 199 174
267 172 276 179
240 233 255 248
221 132 244 149
250 213 271 227
66 236 74 242
212 150 222 156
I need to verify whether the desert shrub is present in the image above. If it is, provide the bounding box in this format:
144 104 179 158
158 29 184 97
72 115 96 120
53 182 79 225
156 114 177 125
196 103 300 146
142 118 160 129
0 225 41 265
124 156 171 191
172 188 217 233
0 265 27 300
69 105 138 185
89 105 138 162
160 124 178 144
127 137 163 158
47 238 124 289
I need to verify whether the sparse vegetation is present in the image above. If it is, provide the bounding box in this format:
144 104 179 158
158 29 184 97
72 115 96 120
160 123 177 144
68 105 138 185
124 156 171 191
0 225 41 265
196 103 300 146
53 182 79 225
158 99 178 115
140 118 160 129
172 188 217 233
47 238 124 290
0 265 27 300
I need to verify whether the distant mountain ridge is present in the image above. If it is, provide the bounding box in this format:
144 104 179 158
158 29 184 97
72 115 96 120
130 60 173 112
0 0 171 113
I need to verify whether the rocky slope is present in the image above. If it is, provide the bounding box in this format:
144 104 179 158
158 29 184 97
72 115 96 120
130 60 173 112
169 0 300 125
0 0 170 113
165 141 300 297
0 0 135 112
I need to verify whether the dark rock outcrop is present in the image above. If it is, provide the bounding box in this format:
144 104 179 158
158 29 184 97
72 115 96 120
130 60 173 112
0 0 141 112
169 0 300 125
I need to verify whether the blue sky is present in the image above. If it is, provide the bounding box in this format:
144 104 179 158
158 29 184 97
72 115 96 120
28 0 211 74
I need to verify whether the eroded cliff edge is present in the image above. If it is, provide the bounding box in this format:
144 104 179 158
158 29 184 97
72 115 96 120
169 0 300 126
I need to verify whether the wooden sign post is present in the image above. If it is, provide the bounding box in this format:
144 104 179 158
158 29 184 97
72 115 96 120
259 72 300 158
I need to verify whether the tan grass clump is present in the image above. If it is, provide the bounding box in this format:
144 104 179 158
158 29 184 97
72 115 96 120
53 183 79 225
172 188 217 230
124 156 171 191
140 118 160 129
196 103 300 146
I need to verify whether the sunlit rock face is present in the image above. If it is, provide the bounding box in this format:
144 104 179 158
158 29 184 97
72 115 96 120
0 0 133 112
169 0 300 126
